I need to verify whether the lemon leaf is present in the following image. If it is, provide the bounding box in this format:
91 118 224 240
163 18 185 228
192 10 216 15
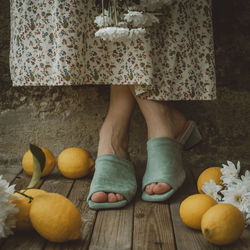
27 143 46 189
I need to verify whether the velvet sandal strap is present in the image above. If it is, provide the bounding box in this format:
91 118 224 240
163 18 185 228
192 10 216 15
87 154 137 210
142 137 186 202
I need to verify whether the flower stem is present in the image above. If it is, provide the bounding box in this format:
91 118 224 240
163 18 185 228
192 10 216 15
102 0 105 26
124 0 129 11
108 0 111 20
114 0 118 26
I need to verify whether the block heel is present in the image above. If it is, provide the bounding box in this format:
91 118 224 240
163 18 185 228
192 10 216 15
181 121 202 150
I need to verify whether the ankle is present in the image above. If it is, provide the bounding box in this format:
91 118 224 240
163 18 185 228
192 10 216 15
147 126 175 140
97 125 130 160
146 106 187 140
97 143 130 160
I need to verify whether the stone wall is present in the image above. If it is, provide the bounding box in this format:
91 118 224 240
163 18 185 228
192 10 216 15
1 0 250 176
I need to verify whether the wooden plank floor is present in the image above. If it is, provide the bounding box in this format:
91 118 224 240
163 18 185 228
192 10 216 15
0 159 250 250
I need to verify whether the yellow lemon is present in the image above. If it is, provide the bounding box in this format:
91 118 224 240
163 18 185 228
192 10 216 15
22 147 56 177
179 194 217 230
57 147 95 178
9 189 47 231
29 192 82 243
197 167 222 193
201 203 245 245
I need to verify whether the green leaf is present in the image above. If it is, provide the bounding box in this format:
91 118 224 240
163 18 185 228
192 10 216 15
27 143 46 189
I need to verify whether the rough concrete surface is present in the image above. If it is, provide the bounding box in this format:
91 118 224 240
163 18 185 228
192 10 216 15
1 0 250 178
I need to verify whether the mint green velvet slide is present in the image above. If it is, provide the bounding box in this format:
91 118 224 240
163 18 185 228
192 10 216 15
87 154 137 210
142 137 186 202
142 120 202 202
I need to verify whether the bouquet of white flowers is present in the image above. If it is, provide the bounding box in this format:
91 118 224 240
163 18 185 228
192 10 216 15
202 161 250 227
94 0 177 42
0 175 18 238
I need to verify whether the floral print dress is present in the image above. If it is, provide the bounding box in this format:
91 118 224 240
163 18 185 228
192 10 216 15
10 0 216 101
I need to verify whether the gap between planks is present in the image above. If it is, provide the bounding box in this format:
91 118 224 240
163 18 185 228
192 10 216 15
2 159 249 250
0 170 97 250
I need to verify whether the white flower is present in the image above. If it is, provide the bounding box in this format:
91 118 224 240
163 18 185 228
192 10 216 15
128 28 146 39
221 185 247 212
201 179 222 202
246 215 250 226
123 11 159 27
94 10 114 27
95 27 130 42
242 170 250 180
206 160 250 227
220 160 241 186
243 191 250 200
0 175 18 238
242 201 250 227
230 172 250 192
241 170 250 191
117 21 128 28
246 203 250 226
243 192 250 210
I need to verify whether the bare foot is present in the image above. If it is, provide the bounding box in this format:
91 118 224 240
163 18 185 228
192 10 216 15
90 122 130 203
91 192 124 203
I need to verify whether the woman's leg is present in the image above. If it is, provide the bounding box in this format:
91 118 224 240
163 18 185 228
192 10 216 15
91 85 136 203
128 86 188 195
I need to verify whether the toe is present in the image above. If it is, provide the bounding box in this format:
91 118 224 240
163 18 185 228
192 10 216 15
145 184 152 194
145 183 156 194
153 182 172 194
108 192 118 202
116 193 124 201
91 191 108 203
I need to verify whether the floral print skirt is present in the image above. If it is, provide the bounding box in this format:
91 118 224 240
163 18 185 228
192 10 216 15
10 0 216 101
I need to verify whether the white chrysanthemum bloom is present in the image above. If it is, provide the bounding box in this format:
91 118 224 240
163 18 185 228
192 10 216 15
242 170 250 179
246 214 250 226
128 28 146 39
221 185 248 212
117 21 128 28
243 191 250 201
241 170 250 191
231 172 250 192
95 27 130 42
243 192 250 210
240 196 250 227
220 160 241 186
94 9 114 27
201 179 223 202
246 203 250 226
0 175 18 238
123 11 159 27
